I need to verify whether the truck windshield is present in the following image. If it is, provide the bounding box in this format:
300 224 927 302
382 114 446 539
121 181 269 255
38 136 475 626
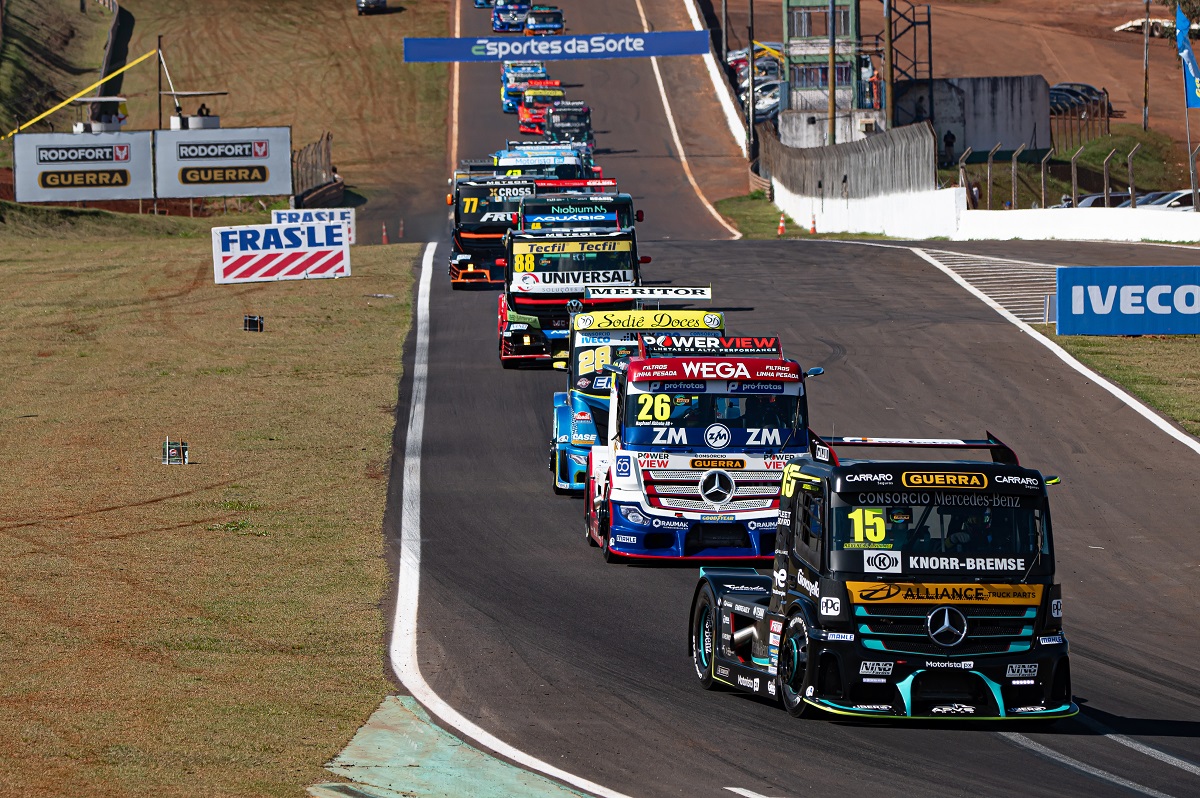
571 338 638 396
456 184 530 227
528 12 562 25
829 494 1051 573
623 386 804 449
522 199 632 229
499 162 583 179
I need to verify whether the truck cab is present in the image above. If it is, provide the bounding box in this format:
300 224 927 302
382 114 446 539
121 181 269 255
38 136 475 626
544 101 594 147
446 177 534 288
497 229 646 367
518 192 640 232
687 433 1076 721
518 86 566 134
585 335 821 561
551 310 725 493
523 5 564 35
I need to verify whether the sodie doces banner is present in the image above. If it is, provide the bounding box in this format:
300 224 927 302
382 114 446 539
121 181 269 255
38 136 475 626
404 31 709 63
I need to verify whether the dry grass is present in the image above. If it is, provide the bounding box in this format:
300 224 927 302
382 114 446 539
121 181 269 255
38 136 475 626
0 203 413 796
1034 324 1200 437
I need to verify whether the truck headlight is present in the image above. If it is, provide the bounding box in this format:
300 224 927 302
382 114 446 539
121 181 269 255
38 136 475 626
619 507 650 526
568 454 588 466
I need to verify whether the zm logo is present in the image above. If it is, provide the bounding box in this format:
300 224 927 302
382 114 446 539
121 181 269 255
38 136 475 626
704 423 731 449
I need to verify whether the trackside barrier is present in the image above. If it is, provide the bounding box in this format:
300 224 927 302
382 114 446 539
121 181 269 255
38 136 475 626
772 177 964 239
211 222 350 284
955 208 1200 243
273 208 356 245
680 0 747 157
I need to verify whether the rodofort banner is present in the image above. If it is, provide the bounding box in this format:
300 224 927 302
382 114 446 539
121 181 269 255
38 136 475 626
155 127 292 199
14 132 154 202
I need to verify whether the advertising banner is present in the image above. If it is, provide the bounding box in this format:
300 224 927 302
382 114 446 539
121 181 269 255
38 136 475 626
156 127 292 198
404 31 709 63
13 132 153 202
211 222 349 284
273 208 356 245
584 286 712 299
1056 266 1200 335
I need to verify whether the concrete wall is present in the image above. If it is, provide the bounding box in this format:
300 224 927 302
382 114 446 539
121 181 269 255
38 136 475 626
896 76 1050 158
955 208 1200 243
772 178 965 239
778 108 887 149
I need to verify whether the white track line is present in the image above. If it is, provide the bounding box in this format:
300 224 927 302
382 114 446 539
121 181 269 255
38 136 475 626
634 0 741 240
999 733 1177 798
1075 714 1200 778
389 243 635 798
911 248 1200 458
679 0 746 156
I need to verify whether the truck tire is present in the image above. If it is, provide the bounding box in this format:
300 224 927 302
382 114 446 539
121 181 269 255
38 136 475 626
551 442 568 495
598 501 620 563
583 477 599 545
779 614 813 717
690 584 722 690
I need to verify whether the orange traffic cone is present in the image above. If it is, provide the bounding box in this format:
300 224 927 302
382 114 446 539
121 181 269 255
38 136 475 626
777 213 786 237
381 222 389 245
810 214 817 235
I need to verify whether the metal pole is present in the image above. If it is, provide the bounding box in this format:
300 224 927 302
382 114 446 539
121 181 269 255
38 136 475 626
827 0 836 144
883 0 893 129
1185 61 1197 210
1010 143 1026 209
747 24 755 154
1143 0 1150 130
157 35 163 130
958 147 973 208
1192 144 1200 212
1070 145 1084 208
1040 148 1053 209
1102 147 1116 207
986 142 1001 209
1127 142 1141 207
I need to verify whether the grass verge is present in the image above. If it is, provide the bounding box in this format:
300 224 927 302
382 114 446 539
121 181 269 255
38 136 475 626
715 190 890 240
0 203 412 796
1032 325 1200 437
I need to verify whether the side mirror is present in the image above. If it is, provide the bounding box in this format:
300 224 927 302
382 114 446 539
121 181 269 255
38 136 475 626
446 193 453 206
552 360 568 371
806 367 825 377
635 209 644 222
496 258 508 267
1045 475 1061 486
639 255 652 264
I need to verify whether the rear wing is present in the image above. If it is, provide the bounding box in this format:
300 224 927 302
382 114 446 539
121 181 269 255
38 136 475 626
807 430 1020 466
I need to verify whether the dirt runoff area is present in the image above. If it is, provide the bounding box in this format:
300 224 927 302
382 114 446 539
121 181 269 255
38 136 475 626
709 0 1195 159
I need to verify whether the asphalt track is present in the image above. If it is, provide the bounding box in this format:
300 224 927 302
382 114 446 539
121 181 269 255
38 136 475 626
382 2 1200 796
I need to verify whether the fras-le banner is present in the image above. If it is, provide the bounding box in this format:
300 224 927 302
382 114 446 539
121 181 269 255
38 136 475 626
211 222 349 284
272 208 356 245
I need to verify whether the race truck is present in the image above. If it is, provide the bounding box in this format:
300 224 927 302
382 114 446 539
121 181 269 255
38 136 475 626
523 4 565 35
551 310 726 494
492 1 530 32
544 101 594 147
495 152 586 180
446 176 535 288
500 139 602 177
585 336 823 562
519 192 640 232
687 433 1075 722
501 77 558 114
497 229 647 368
474 0 493 8
518 85 567 134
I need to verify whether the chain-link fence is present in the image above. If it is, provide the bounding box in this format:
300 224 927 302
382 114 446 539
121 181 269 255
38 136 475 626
760 120 937 199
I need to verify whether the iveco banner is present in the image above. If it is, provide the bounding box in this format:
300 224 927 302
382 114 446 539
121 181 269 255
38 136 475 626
1056 265 1200 335
156 127 292 199
13 132 153 202
403 31 709 63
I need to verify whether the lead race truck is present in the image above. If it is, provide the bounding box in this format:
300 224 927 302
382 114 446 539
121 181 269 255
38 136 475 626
497 229 646 367
585 335 823 561
688 434 1076 721
550 309 725 494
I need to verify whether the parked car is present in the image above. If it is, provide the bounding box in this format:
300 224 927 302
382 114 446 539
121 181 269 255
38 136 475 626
1053 82 1112 114
356 0 387 14
725 42 783 66
1115 191 1170 207
737 57 782 88
1144 189 1196 210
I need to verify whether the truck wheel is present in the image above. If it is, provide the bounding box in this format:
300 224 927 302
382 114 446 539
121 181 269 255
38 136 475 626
500 340 517 369
690 584 722 690
598 501 619 563
779 615 812 717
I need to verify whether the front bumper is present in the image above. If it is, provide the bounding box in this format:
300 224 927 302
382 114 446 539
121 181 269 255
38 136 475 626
499 326 568 364
607 501 776 560
449 256 504 286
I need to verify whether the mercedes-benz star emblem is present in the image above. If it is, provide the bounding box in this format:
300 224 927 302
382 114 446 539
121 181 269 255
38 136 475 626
699 470 735 505
926 606 968 647
566 299 584 314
